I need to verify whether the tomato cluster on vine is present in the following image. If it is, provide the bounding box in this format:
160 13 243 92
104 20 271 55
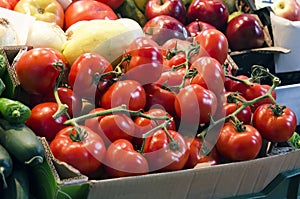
14 33 297 180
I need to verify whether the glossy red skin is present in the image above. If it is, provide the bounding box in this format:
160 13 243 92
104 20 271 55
122 37 163 85
186 20 216 37
224 75 250 94
143 129 189 172
50 125 106 176
15 48 64 96
223 92 252 124
100 80 146 111
0 0 12 9
143 15 190 45
145 0 187 24
185 137 219 169
64 0 118 30
163 52 187 69
104 139 149 178
133 108 176 149
216 122 262 161
226 14 265 51
174 84 218 124
193 29 229 65
43 87 82 117
143 84 176 116
25 102 68 142
95 0 124 9
190 56 225 95
252 104 297 142
187 0 229 31
242 83 276 112
68 52 113 100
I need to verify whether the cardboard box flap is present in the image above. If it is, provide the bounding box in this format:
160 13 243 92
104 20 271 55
230 46 290 56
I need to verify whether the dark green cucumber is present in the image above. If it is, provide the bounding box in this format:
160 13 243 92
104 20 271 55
0 54 7 77
0 78 5 96
0 97 31 124
1 164 29 199
0 144 13 189
0 119 45 167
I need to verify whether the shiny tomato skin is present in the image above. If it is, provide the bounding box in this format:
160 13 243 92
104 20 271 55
185 137 219 169
68 52 113 100
252 104 297 143
104 139 149 178
216 122 262 161
100 80 146 111
50 125 106 176
25 102 68 142
143 129 189 172
64 0 118 30
15 48 65 96
193 28 229 65
0 0 11 9
174 84 217 124
224 74 250 94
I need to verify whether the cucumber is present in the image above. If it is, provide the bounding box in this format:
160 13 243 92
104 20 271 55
1 164 29 199
0 119 45 167
0 144 13 189
0 54 7 77
0 97 31 124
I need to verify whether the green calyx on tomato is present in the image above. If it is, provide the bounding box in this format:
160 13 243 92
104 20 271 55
68 126 87 143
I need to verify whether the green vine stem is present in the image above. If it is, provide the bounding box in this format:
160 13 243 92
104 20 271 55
52 62 70 120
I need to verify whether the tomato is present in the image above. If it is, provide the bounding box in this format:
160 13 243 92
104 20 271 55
14 0 64 28
85 111 135 146
50 125 106 176
252 104 297 143
15 48 65 96
143 129 189 172
143 83 177 116
104 139 149 178
193 29 229 65
242 83 276 112
190 56 225 95
64 0 118 30
185 137 219 169
68 52 113 100
100 80 146 111
122 37 163 84
133 108 176 149
95 0 124 9
25 102 68 142
223 92 252 124
163 52 188 69
216 122 262 161
43 87 83 117
0 0 11 9
174 84 217 124
224 74 250 94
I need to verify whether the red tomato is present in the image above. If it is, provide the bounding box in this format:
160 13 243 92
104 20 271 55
143 129 189 172
95 0 124 9
104 139 149 178
193 29 228 65
42 87 82 117
68 52 113 100
190 56 225 95
86 112 135 146
252 104 297 142
25 102 68 142
163 52 188 69
122 37 163 84
224 74 250 94
185 137 219 169
50 125 106 176
174 84 217 124
216 122 262 161
223 92 252 124
0 0 12 9
133 108 176 149
143 84 177 116
100 80 146 111
64 0 118 30
15 48 65 96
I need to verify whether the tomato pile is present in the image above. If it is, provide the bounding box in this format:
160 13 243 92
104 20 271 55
6 29 296 180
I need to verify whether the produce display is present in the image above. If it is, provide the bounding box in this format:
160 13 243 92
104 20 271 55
0 0 300 198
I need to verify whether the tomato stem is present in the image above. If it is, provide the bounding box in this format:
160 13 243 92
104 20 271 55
52 62 70 120
269 104 286 116
69 125 87 142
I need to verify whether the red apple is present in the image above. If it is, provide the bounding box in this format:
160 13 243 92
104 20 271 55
145 0 187 24
187 0 229 31
95 0 124 10
186 19 216 37
272 0 300 21
226 13 265 51
143 15 190 45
